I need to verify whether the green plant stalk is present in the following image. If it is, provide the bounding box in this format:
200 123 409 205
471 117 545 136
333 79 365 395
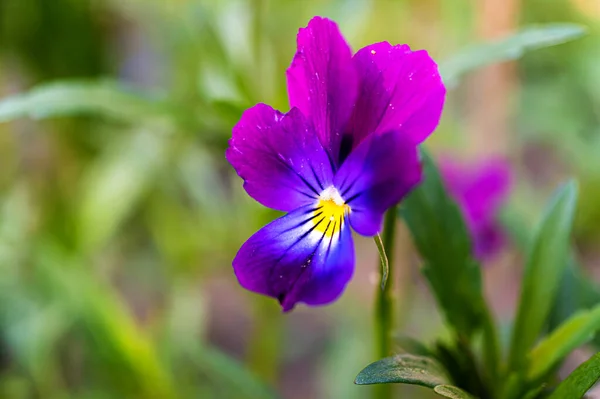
481 305 501 393
374 206 398 399
247 297 283 385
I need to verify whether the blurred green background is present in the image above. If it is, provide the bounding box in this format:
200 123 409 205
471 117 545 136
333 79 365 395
0 0 598 398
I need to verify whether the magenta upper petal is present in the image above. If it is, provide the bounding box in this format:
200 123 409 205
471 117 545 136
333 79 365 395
333 130 422 236
232 204 355 311
347 42 445 149
226 104 334 212
286 16 358 165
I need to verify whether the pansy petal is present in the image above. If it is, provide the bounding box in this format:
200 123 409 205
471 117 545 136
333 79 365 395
226 104 334 212
347 42 445 149
440 157 512 260
233 204 354 311
333 130 421 236
463 160 512 222
286 16 358 164
473 221 505 260
440 157 511 223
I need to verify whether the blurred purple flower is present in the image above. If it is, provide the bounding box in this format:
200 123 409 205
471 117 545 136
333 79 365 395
440 157 512 260
226 17 445 311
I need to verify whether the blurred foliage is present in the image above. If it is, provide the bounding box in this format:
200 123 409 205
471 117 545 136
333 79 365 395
0 0 110 80
0 0 598 398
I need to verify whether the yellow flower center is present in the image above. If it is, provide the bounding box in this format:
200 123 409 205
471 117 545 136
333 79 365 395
313 187 350 238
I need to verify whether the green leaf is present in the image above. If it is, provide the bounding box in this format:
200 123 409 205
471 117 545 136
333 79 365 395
355 355 475 399
433 385 476 399
441 24 587 87
75 130 169 252
548 352 600 399
355 354 450 388
508 181 578 371
548 258 600 346
0 80 179 126
528 304 600 382
401 151 485 337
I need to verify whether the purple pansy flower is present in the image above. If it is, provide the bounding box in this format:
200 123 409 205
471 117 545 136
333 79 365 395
226 17 445 311
440 157 512 260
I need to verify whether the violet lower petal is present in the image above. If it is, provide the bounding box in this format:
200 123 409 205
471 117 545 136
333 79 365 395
232 204 355 312
347 42 445 149
226 104 334 212
286 16 358 165
333 130 422 236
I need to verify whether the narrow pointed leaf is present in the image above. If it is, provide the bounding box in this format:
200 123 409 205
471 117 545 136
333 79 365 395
548 352 600 399
508 181 578 371
0 80 179 126
441 24 586 87
549 258 600 347
76 130 168 252
401 151 486 337
503 203 600 348
528 303 600 382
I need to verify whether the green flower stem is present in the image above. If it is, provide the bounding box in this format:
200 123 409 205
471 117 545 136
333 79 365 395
247 297 283 385
374 206 398 399
481 305 501 393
